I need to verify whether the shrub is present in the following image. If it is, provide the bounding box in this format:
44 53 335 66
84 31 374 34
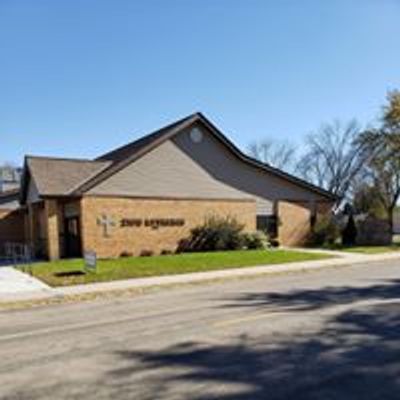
177 216 245 252
341 214 357 246
120 251 133 258
140 249 154 257
160 249 173 256
243 231 268 249
268 238 280 248
308 215 340 246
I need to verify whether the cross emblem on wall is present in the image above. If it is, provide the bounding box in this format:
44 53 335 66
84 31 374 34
97 214 116 238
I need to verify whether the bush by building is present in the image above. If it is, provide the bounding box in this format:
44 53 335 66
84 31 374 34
308 215 340 247
341 214 358 246
242 231 269 250
177 216 245 252
177 216 271 253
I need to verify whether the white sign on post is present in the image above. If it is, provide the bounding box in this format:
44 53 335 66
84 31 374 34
84 250 97 273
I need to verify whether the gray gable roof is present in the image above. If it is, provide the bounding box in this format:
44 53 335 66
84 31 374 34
74 113 200 194
21 156 111 203
21 113 337 203
97 114 195 163
74 113 337 200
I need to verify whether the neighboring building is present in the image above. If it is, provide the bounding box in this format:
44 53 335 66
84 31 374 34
0 166 22 192
0 188 20 211
9 113 334 260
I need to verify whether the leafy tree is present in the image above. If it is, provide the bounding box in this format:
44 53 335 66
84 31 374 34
352 183 386 218
383 90 400 130
358 90 400 235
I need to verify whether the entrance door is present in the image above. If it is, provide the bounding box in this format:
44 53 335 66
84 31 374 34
64 217 82 258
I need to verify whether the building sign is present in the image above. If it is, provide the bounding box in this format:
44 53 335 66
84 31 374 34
120 218 142 227
97 215 185 236
84 250 97 272
120 218 185 230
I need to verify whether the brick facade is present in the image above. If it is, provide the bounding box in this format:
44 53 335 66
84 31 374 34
278 201 313 246
17 196 334 260
278 200 333 246
80 196 256 258
27 203 48 258
44 199 61 260
0 208 26 252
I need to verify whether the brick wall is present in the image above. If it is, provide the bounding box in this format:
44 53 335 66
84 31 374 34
80 196 256 258
278 200 334 246
0 208 26 252
44 199 61 260
316 202 334 216
27 203 48 258
278 201 312 246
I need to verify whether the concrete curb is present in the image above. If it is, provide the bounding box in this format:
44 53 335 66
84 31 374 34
2 251 400 304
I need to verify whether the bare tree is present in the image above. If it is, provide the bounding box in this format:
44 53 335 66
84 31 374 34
296 119 368 208
248 139 297 173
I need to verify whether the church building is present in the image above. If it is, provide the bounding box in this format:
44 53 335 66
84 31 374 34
13 113 335 260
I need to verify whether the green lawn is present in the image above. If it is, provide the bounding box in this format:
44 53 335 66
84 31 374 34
21 249 331 287
322 241 400 254
340 244 400 254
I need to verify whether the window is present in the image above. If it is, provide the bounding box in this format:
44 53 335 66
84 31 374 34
257 215 278 238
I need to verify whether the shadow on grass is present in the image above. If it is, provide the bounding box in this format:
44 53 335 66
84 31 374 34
107 280 400 399
54 270 86 278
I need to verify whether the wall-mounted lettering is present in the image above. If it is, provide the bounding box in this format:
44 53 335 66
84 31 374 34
120 218 185 229
120 218 142 227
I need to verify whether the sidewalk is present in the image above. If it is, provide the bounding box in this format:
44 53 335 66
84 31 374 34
0 266 54 301
1 250 400 304
56 250 388 297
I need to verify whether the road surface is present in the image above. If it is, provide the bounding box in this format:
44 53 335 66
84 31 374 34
1 260 400 399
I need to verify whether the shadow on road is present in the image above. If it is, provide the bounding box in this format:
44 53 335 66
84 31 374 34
223 278 400 311
109 280 400 399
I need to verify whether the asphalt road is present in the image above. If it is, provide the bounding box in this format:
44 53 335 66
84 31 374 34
1 260 400 400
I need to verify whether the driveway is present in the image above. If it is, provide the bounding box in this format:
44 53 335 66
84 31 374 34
1 260 400 399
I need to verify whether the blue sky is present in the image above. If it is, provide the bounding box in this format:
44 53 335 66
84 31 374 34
1 0 400 165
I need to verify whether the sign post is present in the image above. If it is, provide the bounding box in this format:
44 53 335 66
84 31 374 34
84 250 97 273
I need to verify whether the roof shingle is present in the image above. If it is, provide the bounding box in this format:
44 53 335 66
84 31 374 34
26 157 111 196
